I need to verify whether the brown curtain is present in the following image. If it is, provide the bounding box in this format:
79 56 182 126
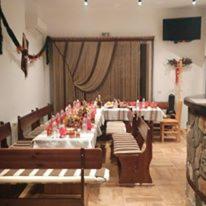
50 39 153 112
86 41 140 101
50 42 65 112
146 41 153 101
73 41 99 85
75 41 115 92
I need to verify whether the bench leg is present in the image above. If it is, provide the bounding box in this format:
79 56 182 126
118 154 152 184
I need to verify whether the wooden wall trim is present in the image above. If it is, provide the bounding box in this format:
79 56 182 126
51 36 155 42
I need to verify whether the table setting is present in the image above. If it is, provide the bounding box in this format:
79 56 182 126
32 100 100 149
32 96 166 149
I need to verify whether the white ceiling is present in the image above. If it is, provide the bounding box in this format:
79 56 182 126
35 0 206 10
34 0 206 36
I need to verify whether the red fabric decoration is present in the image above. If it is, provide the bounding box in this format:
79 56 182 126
175 67 181 84
21 33 29 77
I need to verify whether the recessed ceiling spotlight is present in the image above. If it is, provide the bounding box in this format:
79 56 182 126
84 0 88 6
138 0 142 6
192 0 197 5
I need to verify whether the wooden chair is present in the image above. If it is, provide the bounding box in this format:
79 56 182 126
0 148 108 206
0 122 11 148
160 100 182 142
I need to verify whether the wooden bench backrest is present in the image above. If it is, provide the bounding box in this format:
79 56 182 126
0 147 102 205
36 104 53 120
138 118 150 142
18 104 53 140
0 122 11 148
18 111 39 131
18 110 39 140
0 148 102 169
132 116 152 150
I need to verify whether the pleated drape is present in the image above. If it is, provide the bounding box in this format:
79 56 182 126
75 41 115 92
51 42 65 112
73 41 99 85
50 39 153 112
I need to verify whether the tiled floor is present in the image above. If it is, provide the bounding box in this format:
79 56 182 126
88 136 187 206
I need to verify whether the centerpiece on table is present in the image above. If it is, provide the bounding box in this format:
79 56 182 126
119 100 129 108
104 101 114 108
45 100 96 138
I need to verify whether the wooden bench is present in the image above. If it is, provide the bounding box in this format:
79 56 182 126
112 117 152 184
0 122 32 148
18 104 53 140
0 148 109 206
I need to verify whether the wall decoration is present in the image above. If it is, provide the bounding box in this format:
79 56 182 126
168 57 192 99
0 6 51 77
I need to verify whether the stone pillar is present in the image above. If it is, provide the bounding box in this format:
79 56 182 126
185 100 206 206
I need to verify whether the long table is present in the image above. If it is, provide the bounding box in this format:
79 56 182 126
102 106 166 122
32 107 166 149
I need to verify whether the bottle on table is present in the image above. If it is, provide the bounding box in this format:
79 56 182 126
136 99 139 108
82 115 88 132
142 98 145 108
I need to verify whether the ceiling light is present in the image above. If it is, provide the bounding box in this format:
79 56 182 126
192 0 197 5
84 0 88 6
138 0 142 6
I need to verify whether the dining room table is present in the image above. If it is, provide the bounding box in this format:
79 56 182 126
32 105 166 149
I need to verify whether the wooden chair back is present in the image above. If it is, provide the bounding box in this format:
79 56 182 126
175 100 182 123
0 122 11 148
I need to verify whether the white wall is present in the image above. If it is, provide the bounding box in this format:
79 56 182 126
1 1 205 128
42 5 206 127
0 0 50 124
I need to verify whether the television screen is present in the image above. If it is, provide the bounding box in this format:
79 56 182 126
163 17 201 42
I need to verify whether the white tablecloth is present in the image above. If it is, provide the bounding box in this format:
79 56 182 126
102 108 132 121
32 106 165 149
132 107 166 122
95 108 105 136
101 107 166 122
32 127 97 149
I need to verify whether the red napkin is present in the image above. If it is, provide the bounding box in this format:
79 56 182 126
90 108 96 120
59 127 67 137
46 124 53 136
87 118 92 130
130 101 136 106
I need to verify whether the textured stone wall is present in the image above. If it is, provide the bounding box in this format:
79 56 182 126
187 111 206 206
